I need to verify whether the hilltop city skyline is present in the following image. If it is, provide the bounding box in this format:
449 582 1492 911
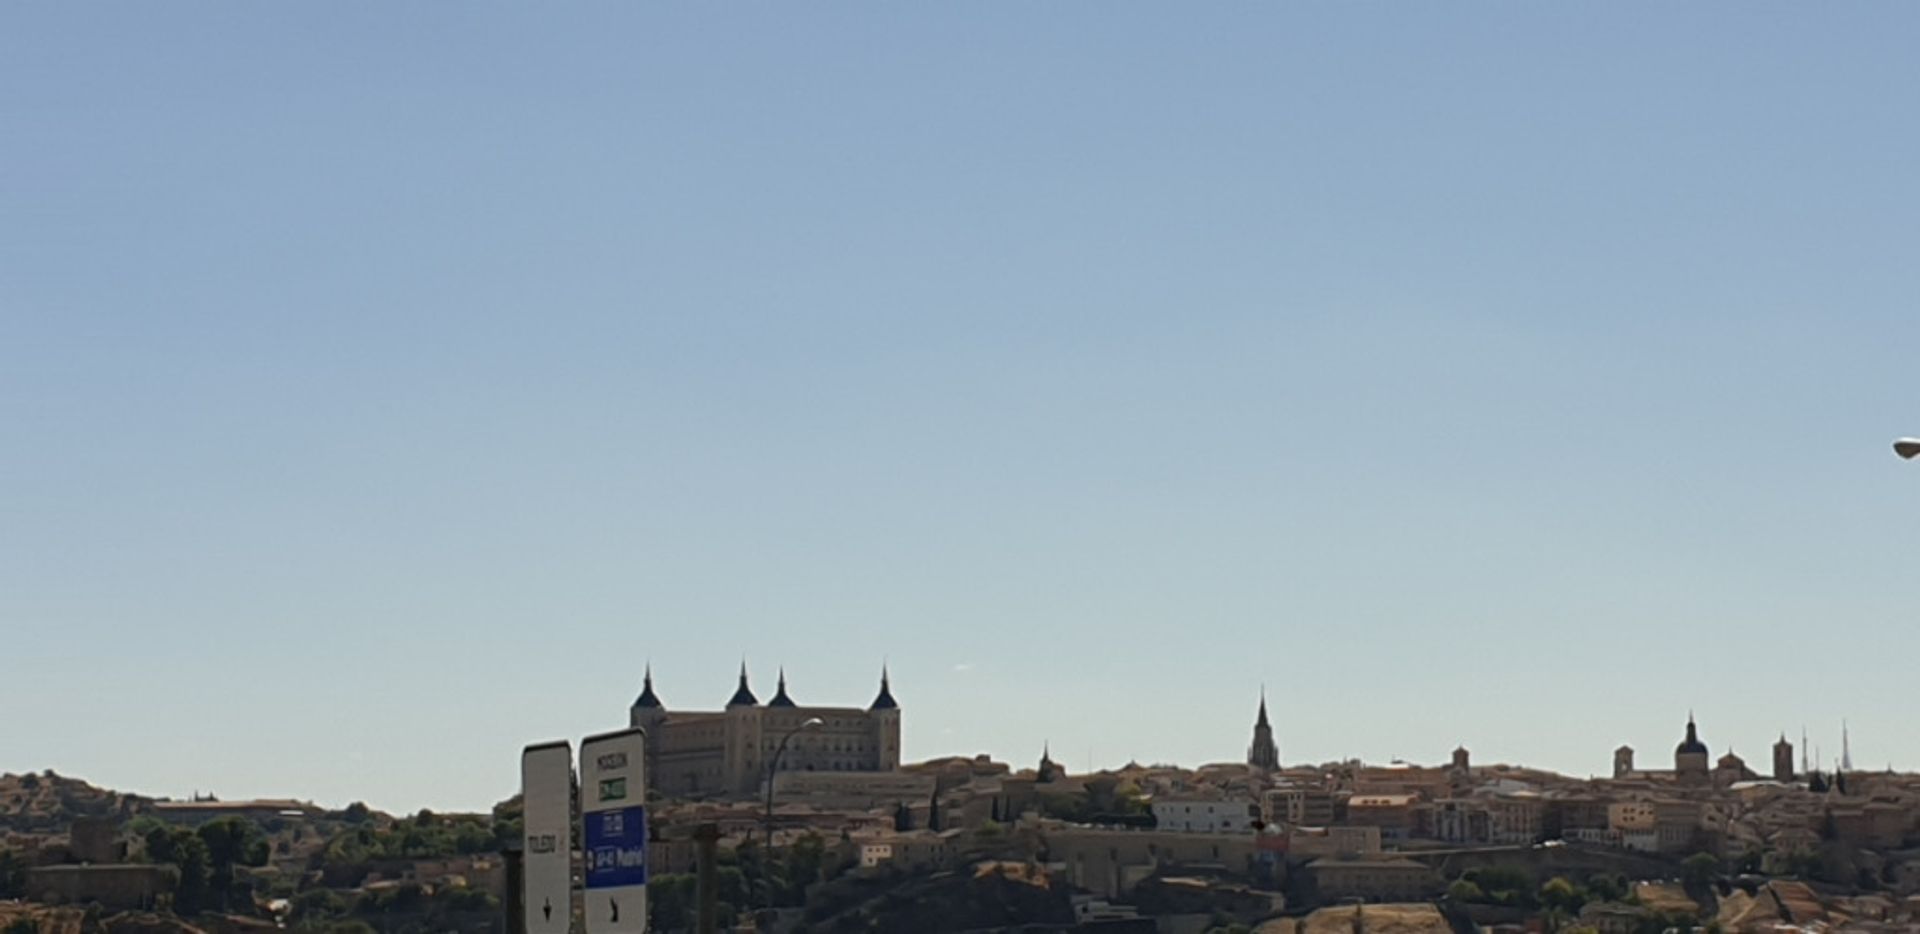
9 658 1900 815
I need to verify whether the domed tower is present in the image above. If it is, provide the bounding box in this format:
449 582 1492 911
1773 734 1795 782
1715 749 1748 788
869 665 901 770
1247 690 1280 772
1674 714 1710 783
723 662 764 795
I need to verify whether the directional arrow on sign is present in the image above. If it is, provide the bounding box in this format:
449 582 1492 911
542 898 552 922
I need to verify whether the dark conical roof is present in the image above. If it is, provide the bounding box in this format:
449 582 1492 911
1255 688 1270 728
769 667 796 708
869 665 898 710
632 664 663 709
1676 715 1708 756
727 662 758 707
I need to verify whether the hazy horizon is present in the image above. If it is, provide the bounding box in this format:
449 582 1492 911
6 4 1918 814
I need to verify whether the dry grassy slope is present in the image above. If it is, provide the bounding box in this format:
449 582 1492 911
1290 903 1452 934
0 905 213 934
0 772 152 833
0 904 85 934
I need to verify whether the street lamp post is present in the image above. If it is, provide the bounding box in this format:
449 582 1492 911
760 716 823 916
765 717 824 849
1896 438 1920 460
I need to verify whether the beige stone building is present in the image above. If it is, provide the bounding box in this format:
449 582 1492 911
1045 826 1264 898
1265 786 1337 828
629 664 902 798
1305 857 1439 903
1609 798 1700 853
1344 794 1419 841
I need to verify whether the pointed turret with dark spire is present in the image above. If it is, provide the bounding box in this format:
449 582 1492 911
769 667 796 707
726 661 758 707
869 664 898 710
633 663 663 709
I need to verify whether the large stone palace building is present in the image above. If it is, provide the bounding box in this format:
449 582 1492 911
629 664 902 798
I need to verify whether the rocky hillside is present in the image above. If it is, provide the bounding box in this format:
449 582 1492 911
0 904 210 934
0 772 152 834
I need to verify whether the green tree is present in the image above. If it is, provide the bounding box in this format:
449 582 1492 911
1463 866 1536 907
649 873 698 931
489 802 524 851
293 921 377 934
778 832 829 904
1541 876 1589 914
1447 878 1486 902
716 865 748 910
1539 876 1591 934
1633 908 1700 934
289 888 348 922
440 884 496 912
1681 852 1720 888
0 848 28 898
198 817 269 910
145 825 185 864
142 825 215 915
1585 873 1629 903
170 833 212 915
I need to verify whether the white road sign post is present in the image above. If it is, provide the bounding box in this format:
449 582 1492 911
580 727 648 933
520 741 574 934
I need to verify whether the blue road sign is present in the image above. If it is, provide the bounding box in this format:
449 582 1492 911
583 806 648 889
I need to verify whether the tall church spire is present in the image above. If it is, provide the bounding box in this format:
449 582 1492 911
1248 687 1280 771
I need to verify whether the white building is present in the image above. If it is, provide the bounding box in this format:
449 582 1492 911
1152 798 1258 833
859 843 892 868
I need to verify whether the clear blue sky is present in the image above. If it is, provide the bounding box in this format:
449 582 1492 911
4 5 1917 814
